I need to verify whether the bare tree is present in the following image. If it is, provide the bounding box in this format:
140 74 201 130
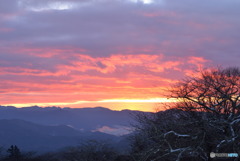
131 67 240 161
170 67 240 115
170 67 240 152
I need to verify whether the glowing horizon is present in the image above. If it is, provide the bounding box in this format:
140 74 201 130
2 97 177 112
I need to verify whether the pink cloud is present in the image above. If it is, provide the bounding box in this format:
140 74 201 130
0 51 210 108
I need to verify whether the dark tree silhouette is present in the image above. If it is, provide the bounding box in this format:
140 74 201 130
62 140 118 161
6 145 21 161
170 67 240 115
170 67 240 153
131 67 240 161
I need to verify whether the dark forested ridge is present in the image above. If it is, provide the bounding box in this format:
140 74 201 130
0 106 137 160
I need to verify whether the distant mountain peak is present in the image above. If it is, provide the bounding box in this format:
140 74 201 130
0 106 16 110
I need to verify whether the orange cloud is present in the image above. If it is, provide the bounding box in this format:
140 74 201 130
0 48 210 111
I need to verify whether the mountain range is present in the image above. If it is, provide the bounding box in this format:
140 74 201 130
0 106 146 153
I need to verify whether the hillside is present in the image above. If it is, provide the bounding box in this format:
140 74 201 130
0 106 145 136
0 119 121 152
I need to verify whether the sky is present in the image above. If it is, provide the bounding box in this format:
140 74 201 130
0 0 239 111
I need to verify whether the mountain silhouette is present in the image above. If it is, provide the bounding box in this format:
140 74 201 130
0 106 147 152
0 106 143 134
0 119 120 152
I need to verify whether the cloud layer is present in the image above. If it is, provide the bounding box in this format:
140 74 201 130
0 0 239 110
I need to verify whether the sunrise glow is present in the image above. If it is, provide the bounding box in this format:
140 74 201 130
0 0 239 112
3 98 177 112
